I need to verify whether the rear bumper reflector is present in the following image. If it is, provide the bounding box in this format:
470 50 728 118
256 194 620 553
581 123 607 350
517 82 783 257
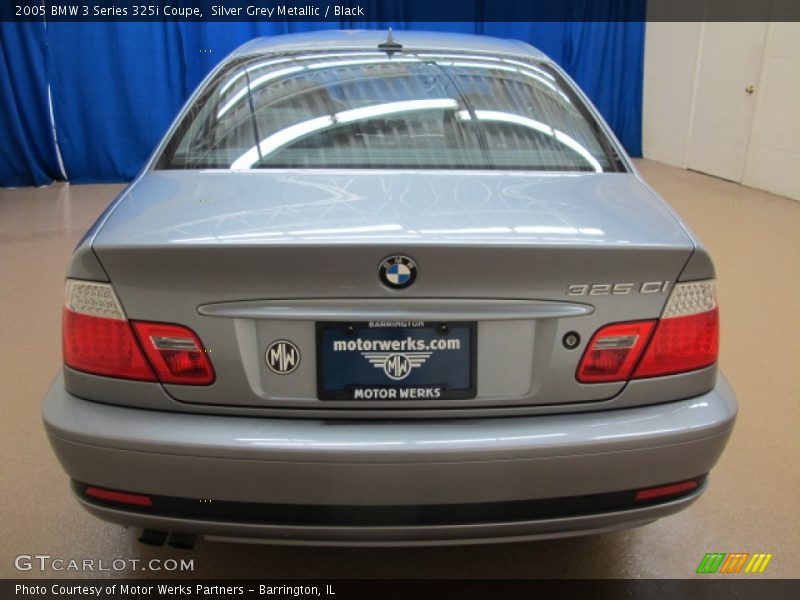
634 480 699 502
84 486 153 507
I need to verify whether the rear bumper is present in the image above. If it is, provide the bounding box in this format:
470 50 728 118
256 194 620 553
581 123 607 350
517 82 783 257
43 373 737 545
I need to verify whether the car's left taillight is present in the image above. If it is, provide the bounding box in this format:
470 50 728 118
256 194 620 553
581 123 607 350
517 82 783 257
576 279 719 383
63 279 214 385
632 280 718 379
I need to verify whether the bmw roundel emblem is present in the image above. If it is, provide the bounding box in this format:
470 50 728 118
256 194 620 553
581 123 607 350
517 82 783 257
378 255 418 289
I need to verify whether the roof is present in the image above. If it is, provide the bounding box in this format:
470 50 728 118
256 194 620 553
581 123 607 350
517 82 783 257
232 30 548 61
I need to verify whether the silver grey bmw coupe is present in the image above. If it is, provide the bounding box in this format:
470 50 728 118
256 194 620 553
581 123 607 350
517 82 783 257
43 30 737 546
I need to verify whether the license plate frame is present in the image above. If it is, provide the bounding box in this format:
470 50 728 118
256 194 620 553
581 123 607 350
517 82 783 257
316 321 477 401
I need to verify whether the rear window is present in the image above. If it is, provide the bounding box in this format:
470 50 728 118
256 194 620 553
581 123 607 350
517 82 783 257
156 51 622 172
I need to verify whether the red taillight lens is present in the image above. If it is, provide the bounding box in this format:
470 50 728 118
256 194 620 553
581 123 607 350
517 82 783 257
576 320 656 383
633 307 719 379
63 309 156 381
63 279 214 385
131 321 215 385
577 280 719 383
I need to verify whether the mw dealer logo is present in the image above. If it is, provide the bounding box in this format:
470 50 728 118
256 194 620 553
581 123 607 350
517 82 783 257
362 351 432 380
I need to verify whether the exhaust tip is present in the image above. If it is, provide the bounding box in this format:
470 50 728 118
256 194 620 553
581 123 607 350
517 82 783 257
168 532 197 550
138 529 168 546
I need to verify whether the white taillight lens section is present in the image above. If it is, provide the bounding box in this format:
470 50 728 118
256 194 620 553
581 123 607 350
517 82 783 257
63 280 156 381
661 280 716 318
63 279 214 385
65 279 125 319
131 322 215 385
633 280 719 378
576 321 656 383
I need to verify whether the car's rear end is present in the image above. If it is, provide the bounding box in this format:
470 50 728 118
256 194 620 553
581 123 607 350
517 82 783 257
43 31 736 545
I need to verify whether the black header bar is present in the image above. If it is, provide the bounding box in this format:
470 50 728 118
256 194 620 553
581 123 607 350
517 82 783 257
3 0 799 23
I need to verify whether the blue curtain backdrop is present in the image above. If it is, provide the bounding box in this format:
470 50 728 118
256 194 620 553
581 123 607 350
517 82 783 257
0 18 644 187
0 22 62 186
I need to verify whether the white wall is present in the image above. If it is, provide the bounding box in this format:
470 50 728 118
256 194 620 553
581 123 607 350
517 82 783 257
642 22 702 167
742 23 800 201
643 21 800 202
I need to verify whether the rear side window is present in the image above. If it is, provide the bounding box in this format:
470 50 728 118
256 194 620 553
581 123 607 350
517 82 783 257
157 51 622 172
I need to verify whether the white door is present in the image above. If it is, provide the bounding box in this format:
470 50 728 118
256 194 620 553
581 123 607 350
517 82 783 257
686 22 769 182
742 22 800 202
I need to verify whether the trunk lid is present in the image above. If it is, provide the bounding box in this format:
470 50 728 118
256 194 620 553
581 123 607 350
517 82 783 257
92 170 694 411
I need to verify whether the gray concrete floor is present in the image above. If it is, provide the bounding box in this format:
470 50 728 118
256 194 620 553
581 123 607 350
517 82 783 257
0 159 798 578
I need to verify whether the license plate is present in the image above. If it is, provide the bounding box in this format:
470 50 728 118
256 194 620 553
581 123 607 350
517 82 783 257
316 321 476 401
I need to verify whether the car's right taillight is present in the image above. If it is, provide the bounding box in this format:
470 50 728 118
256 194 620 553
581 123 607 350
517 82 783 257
63 279 214 385
577 280 719 383
632 280 719 379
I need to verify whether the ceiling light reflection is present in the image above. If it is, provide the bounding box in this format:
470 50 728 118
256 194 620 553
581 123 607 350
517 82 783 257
288 224 404 236
220 51 393 95
306 57 418 70
231 115 333 170
457 109 603 173
232 99 458 169
217 66 304 119
514 226 604 236
336 98 459 124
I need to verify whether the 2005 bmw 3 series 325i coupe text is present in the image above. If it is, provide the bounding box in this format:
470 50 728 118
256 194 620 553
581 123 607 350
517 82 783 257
43 30 737 546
